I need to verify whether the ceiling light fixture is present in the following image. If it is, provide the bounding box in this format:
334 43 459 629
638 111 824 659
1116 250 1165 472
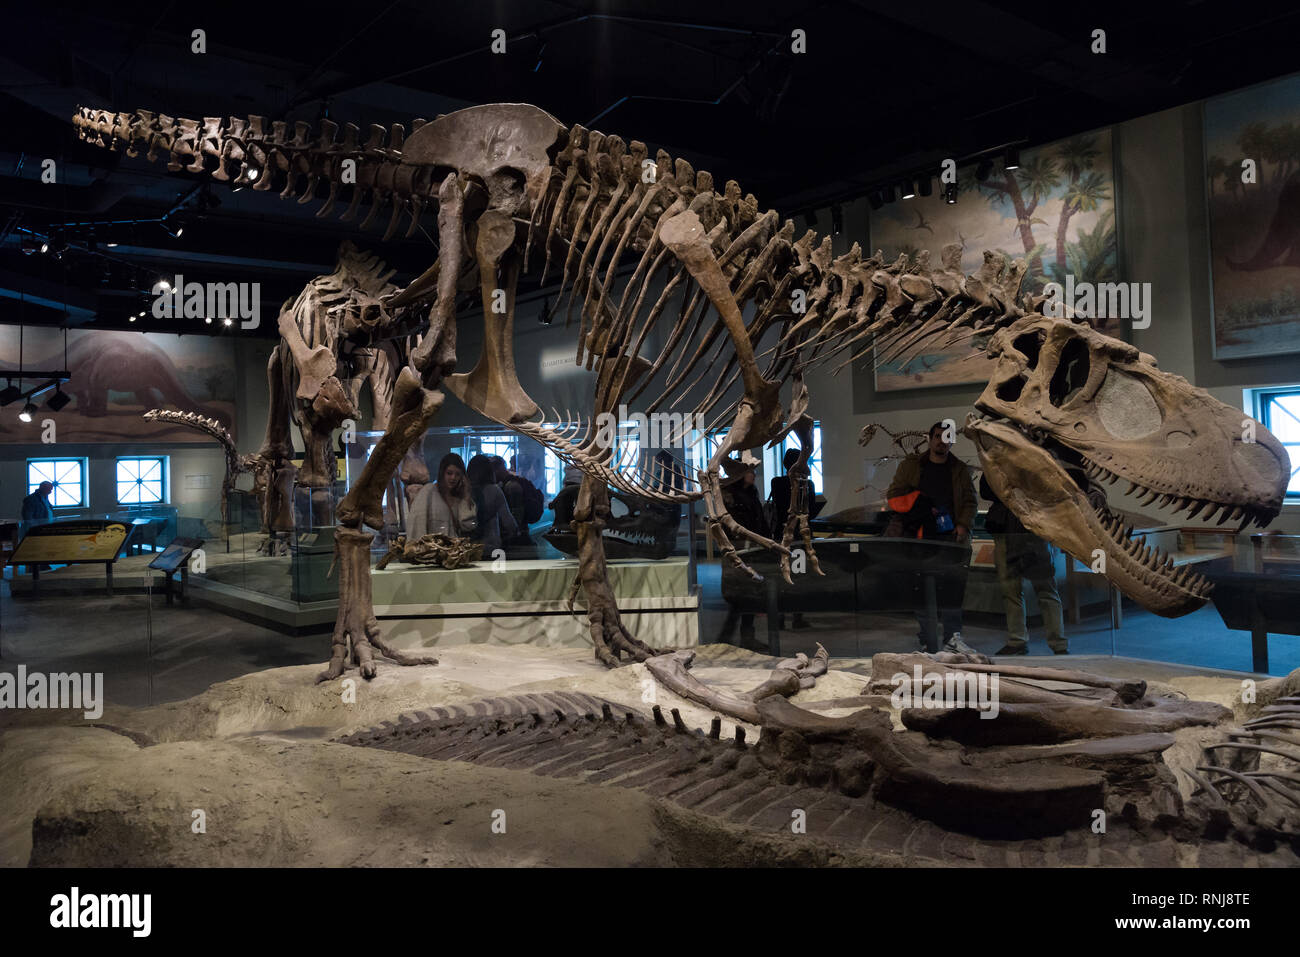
46 389 70 412
18 401 37 423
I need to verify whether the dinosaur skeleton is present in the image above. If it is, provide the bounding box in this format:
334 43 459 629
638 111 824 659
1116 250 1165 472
140 409 292 551
75 103 1291 679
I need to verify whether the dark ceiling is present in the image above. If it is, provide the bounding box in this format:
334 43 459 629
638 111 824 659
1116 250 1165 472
2 0 1299 336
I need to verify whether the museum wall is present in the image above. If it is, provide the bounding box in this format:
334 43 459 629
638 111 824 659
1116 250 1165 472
0 336 273 522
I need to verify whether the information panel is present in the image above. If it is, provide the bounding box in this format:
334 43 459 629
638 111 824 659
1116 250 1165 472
10 520 128 564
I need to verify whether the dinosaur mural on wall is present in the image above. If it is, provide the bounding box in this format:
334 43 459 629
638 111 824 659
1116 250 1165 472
72 104 1291 684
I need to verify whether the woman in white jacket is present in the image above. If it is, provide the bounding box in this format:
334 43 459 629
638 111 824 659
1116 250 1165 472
407 453 477 541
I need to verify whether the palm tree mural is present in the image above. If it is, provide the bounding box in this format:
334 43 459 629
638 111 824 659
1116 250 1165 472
1065 209 1118 285
1052 136 1111 279
977 153 1059 274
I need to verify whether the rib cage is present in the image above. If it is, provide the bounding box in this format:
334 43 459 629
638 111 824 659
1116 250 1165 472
1190 695 1300 836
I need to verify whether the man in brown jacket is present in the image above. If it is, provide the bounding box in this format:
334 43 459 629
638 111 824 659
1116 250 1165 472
885 421 977 651
885 422 977 542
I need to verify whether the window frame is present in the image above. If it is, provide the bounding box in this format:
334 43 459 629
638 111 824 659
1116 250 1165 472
1251 386 1300 501
115 455 170 506
762 422 823 493
26 457 89 509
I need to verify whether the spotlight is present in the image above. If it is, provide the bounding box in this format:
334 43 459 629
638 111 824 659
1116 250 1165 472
19 401 36 423
106 241 119 248
0 383 20 405
868 189 883 211
46 389 70 413
40 240 49 254
831 204 843 235
976 158 993 182
129 315 136 322
944 183 958 205
879 184 895 204
162 218 184 238
918 176 933 198
901 179 916 200
157 278 172 292
223 317 232 327
205 317 212 324
1005 148 1020 171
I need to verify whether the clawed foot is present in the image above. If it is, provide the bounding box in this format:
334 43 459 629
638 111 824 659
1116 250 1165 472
315 624 438 683
589 607 662 668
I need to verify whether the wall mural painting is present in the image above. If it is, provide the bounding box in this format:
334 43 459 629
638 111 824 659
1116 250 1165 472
1206 73 1300 360
0 328 236 442
868 128 1120 391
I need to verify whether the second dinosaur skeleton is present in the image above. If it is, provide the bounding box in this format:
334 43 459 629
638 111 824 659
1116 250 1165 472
75 102 1292 677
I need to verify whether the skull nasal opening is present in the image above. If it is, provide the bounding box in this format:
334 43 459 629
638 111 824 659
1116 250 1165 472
1049 338 1090 407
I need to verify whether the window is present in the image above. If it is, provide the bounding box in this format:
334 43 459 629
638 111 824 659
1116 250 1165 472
762 423 824 491
1253 387 1300 498
461 434 517 469
27 458 87 508
116 457 168 505
543 448 566 498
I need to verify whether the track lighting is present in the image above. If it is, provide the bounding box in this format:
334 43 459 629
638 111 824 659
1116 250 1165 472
901 180 916 200
162 218 184 239
19 401 37 423
944 183 958 204
1005 148 1020 171
867 189 883 211
831 204 843 235
0 382 20 406
46 389 70 413
918 176 933 197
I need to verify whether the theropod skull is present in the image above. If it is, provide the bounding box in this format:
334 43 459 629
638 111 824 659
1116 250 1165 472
967 315 1289 616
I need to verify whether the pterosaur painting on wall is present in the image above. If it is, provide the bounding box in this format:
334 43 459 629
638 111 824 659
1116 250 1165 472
869 128 1119 391
1205 72 1300 360
0 327 236 442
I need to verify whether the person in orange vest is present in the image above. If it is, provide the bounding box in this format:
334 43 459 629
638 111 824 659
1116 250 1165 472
885 421 977 652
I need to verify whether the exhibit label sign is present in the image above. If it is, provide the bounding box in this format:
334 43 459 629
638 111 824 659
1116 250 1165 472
10 520 128 564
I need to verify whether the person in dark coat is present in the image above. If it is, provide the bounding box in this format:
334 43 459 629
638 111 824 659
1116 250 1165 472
21 481 54 522
719 467 768 646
